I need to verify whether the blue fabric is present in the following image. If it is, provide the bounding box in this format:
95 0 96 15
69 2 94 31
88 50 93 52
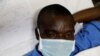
24 48 41 56
70 21 100 56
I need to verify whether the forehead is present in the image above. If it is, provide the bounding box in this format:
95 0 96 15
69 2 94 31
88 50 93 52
48 20 74 32
42 15 73 24
41 15 74 32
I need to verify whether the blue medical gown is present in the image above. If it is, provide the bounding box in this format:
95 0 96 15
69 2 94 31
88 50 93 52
25 21 100 56
24 48 41 56
71 21 100 56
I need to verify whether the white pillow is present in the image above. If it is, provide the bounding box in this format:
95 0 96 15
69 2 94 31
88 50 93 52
75 46 100 56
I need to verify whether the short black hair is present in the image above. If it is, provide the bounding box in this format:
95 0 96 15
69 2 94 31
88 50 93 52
37 4 74 28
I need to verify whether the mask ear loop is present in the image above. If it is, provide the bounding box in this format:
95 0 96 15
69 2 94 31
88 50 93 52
37 28 42 50
72 40 75 51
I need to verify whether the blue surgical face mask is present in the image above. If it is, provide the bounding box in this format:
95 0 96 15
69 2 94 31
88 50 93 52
37 29 74 56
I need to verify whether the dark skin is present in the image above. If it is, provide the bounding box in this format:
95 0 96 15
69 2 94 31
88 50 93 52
73 0 100 22
92 0 100 5
38 15 75 40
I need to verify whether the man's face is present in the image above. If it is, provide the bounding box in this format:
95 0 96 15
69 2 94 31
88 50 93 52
39 15 75 40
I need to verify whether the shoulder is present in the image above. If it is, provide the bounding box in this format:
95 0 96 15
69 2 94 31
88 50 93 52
24 49 38 56
24 44 42 56
75 21 100 49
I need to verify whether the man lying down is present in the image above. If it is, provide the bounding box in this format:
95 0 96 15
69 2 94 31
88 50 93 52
25 1 100 56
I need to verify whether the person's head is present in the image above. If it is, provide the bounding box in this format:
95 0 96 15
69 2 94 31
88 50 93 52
35 4 75 40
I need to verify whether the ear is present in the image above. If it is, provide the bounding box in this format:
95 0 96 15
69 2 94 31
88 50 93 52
35 27 39 40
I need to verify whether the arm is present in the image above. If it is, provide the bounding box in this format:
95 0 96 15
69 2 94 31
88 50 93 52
73 6 100 22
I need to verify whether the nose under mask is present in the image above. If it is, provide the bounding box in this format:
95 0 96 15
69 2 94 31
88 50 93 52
37 29 75 56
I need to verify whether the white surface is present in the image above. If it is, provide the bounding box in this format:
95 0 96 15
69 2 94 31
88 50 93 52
0 0 93 56
0 39 37 56
75 46 100 56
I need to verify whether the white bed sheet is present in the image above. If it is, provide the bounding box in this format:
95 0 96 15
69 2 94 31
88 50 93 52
75 46 100 56
0 0 93 56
